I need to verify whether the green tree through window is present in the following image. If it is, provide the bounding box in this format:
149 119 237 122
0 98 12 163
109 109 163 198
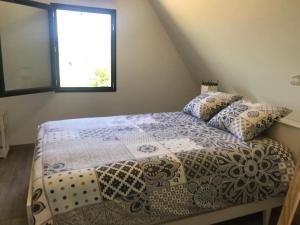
89 69 110 87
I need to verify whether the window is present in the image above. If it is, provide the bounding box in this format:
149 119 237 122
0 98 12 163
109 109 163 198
0 2 116 97
52 4 116 92
0 0 53 97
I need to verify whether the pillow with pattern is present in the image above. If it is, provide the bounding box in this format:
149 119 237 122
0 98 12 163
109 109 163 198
183 92 242 121
208 100 291 141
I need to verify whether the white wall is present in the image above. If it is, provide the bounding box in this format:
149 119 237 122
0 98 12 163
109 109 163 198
151 0 300 121
0 0 199 145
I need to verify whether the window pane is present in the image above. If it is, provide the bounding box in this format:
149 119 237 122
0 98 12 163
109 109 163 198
0 1 52 91
56 9 112 87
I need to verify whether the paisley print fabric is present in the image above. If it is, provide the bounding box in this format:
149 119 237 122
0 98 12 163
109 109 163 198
139 155 182 188
208 100 291 141
32 189 46 224
183 92 242 121
30 112 294 225
43 163 70 176
187 175 224 209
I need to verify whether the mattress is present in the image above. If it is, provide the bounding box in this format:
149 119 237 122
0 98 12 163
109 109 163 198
30 112 295 225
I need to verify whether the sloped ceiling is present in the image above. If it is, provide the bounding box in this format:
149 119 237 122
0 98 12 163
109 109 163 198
151 0 300 121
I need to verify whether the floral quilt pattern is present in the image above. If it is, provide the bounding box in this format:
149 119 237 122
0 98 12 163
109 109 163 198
30 112 295 225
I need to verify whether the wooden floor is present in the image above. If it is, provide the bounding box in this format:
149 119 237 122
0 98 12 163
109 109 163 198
0 146 281 225
0 145 34 225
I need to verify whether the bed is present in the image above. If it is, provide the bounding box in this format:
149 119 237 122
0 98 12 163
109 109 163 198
27 112 297 225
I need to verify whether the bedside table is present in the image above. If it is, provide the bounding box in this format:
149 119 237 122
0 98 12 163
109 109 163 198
0 110 9 158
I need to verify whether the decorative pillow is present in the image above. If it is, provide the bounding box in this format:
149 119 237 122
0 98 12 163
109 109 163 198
208 100 291 141
183 92 242 121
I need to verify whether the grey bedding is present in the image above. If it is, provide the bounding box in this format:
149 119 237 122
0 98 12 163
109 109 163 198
31 112 295 225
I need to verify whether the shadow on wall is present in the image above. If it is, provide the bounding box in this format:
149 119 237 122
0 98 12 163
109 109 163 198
150 1 247 95
149 1 256 97
150 1 218 87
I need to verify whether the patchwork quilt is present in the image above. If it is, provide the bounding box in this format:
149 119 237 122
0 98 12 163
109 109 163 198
31 112 295 225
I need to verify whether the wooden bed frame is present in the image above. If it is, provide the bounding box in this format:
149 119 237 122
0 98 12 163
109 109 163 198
26 118 300 225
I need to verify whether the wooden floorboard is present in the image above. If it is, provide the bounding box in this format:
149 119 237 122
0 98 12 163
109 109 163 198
0 145 281 225
0 145 34 225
